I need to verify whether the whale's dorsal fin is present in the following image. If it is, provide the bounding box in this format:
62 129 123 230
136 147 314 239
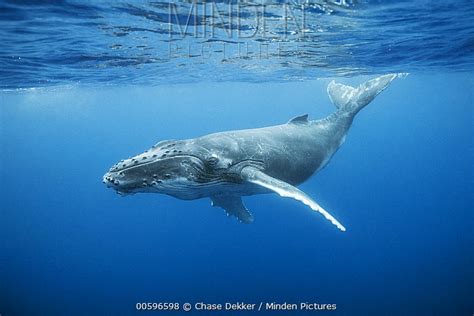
288 114 309 124
240 167 346 231
211 195 253 224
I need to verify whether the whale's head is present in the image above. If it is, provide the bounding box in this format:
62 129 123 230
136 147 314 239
103 140 225 199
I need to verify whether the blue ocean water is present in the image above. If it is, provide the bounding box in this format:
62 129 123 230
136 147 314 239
1 1 473 315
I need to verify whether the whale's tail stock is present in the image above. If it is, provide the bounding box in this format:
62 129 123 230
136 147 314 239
327 74 401 116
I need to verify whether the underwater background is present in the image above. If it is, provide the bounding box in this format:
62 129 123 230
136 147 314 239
0 1 473 315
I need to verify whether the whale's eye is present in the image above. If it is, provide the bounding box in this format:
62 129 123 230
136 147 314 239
206 156 219 166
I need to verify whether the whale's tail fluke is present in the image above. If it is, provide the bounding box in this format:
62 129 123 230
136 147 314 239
327 74 399 116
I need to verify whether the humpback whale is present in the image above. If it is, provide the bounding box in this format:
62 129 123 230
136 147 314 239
103 74 399 231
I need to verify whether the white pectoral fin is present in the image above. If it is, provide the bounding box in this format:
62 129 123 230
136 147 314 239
241 167 346 232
